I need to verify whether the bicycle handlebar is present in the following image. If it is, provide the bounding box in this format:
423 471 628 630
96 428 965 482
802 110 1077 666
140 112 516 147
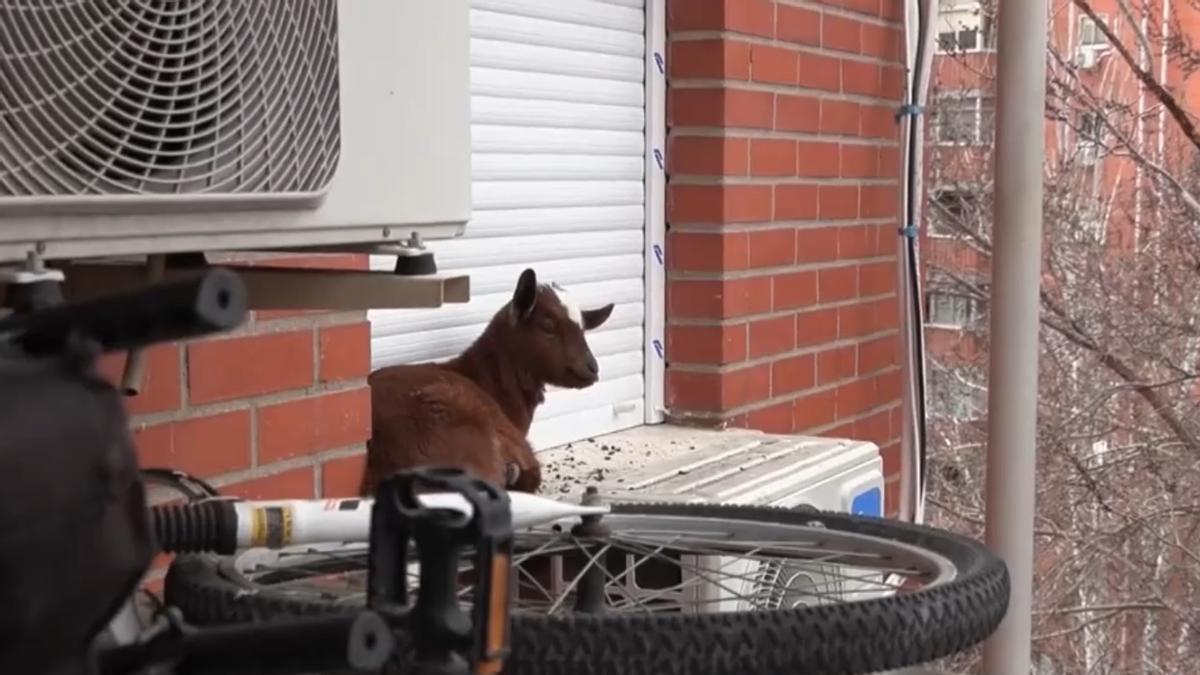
98 611 393 675
0 267 247 355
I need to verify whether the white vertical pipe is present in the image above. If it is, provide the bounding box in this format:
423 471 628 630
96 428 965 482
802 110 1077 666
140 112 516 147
981 0 1049 671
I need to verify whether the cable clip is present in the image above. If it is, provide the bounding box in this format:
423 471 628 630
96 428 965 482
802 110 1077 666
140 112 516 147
894 103 924 122
899 224 919 239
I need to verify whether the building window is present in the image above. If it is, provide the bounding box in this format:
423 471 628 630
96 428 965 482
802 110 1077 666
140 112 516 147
1076 110 1104 165
1077 15 1107 49
926 290 982 328
929 369 986 421
937 2 995 53
929 188 980 236
934 94 994 145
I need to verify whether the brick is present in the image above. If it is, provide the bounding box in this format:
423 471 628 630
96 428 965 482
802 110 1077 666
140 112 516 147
725 88 776 128
838 302 875 338
861 184 898 218
321 453 366 498
882 444 902 483
798 53 842 92
667 323 748 365
670 39 751 80
749 315 795 358
319 322 370 383
839 224 876 258
857 408 893 447
880 65 907 99
670 136 749 176
775 94 820 132
188 330 314 404
819 265 859 302
822 14 862 53
750 44 797 85
797 142 841 178
794 389 838 431
669 230 750 272
668 363 770 411
258 387 372 464
796 226 840 263
819 185 860 220
884 475 901 516
223 467 315 500
840 143 879 178
820 99 861 136
669 88 726 127
773 270 818 310
772 353 816 395
750 138 797 176
880 0 904 22
859 261 894 296
778 4 821 46
749 227 797 268
97 345 181 415
858 334 898 374
829 0 883 15
797 308 840 346
134 411 252 477
836 378 878 418
876 368 903 401
861 104 897 139
725 0 776 37
842 60 881 97
747 402 795 433
818 345 857 384
774 185 819 220
668 184 773 224
862 24 905 62
669 275 773 319
879 146 901 178
667 0 723 30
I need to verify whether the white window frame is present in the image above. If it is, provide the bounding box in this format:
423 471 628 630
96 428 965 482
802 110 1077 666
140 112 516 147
933 92 994 146
643 0 667 424
936 1 995 54
1076 109 1104 166
928 186 980 238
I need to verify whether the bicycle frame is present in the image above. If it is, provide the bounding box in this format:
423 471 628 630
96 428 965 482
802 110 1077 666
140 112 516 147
150 490 609 555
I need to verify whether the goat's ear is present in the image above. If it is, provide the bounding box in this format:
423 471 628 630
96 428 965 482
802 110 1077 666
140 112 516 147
512 268 538 320
582 303 614 331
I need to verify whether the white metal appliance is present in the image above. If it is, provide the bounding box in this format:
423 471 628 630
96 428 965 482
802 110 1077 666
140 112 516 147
0 1 473 263
592 434 888 613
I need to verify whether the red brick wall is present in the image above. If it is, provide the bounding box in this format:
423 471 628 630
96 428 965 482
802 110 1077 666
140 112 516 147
663 0 906 512
98 253 372 502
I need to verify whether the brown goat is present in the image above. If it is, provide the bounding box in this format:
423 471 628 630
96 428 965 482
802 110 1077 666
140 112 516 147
360 268 614 496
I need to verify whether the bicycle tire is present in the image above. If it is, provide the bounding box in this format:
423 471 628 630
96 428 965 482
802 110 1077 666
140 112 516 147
164 502 1009 675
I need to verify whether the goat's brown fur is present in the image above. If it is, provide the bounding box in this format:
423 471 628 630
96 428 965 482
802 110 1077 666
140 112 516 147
360 269 613 495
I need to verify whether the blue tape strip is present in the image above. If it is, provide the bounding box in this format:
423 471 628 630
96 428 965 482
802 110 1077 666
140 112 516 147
895 103 924 121
900 224 918 238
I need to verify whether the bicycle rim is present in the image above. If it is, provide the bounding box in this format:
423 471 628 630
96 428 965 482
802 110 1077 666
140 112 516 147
165 502 1009 675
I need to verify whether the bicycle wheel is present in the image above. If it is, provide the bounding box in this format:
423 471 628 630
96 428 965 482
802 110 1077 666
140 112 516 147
165 502 1009 675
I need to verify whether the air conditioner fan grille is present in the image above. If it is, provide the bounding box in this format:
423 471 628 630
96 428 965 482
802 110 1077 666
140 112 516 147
0 0 340 206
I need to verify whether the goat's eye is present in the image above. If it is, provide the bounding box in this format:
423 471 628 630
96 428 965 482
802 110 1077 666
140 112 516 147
540 317 556 333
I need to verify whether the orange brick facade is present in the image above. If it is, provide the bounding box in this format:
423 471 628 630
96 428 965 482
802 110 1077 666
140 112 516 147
95 1 905 546
98 253 372 505
663 0 906 513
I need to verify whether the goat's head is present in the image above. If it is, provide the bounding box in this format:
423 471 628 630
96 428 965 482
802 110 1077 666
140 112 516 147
506 268 614 388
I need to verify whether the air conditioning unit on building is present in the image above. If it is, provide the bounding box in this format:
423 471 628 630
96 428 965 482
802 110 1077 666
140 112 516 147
577 434 889 612
0 1 472 264
1077 47 1100 69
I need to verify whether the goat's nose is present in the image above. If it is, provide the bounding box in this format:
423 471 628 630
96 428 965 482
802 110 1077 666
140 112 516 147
585 355 599 375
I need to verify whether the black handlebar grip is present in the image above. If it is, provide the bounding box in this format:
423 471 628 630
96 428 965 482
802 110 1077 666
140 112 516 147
0 267 248 355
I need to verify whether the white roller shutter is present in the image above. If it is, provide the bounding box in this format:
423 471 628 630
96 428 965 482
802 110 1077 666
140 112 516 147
369 0 649 450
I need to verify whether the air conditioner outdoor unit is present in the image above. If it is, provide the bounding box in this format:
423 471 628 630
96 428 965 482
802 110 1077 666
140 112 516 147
0 1 472 264
565 434 889 612
1077 47 1100 69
